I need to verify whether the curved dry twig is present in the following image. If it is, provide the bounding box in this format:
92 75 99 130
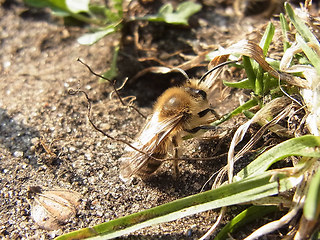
77 58 146 119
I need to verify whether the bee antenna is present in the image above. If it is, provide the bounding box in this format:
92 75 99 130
170 68 190 83
199 60 238 83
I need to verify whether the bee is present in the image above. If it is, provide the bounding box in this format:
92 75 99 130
119 61 234 182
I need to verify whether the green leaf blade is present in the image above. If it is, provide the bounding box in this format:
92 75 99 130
164 1 201 25
304 169 320 220
77 27 116 45
259 22 275 56
236 135 320 180
140 1 201 25
280 13 291 51
223 78 254 90
24 0 55 8
242 56 256 91
214 205 278 240
55 171 301 240
65 0 89 13
285 2 320 47
101 46 119 80
296 34 320 76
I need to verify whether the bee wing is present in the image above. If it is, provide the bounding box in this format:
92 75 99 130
119 112 184 181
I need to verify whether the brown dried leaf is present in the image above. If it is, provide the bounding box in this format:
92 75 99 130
209 40 311 88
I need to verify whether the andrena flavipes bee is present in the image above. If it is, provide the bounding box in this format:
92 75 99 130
119 61 235 182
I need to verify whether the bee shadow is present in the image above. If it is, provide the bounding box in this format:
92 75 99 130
142 162 225 196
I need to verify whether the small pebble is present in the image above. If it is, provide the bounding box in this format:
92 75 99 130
13 151 23 158
84 153 92 160
3 61 11 68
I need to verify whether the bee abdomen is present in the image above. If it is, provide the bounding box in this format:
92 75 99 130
136 156 164 177
119 152 166 182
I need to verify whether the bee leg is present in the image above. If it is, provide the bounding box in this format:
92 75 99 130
172 136 180 179
186 125 217 134
198 108 220 119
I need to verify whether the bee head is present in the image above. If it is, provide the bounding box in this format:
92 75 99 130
184 87 207 100
155 78 210 120
184 78 208 101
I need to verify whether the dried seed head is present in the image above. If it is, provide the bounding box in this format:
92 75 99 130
28 186 81 230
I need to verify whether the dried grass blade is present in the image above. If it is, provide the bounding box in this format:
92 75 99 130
243 204 302 240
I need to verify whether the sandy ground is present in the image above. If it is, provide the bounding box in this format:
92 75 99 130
0 0 288 239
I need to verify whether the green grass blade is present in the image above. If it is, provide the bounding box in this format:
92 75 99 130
214 205 278 240
263 73 278 94
256 22 274 95
242 56 256 90
223 78 253 89
259 22 275 56
285 2 320 75
255 66 264 96
163 1 202 25
77 27 117 45
304 167 320 220
24 0 56 8
55 171 302 240
25 0 104 25
285 3 320 48
65 0 89 13
280 13 291 51
211 98 259 126
133 1 201 25
236 135 320 180
102 45 119 80
296 34 320 76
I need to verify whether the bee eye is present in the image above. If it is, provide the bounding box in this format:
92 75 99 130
196 89 207 100
185 87 207 100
